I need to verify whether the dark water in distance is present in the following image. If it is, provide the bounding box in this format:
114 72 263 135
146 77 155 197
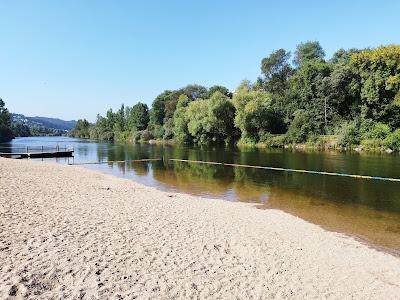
2 136 400 252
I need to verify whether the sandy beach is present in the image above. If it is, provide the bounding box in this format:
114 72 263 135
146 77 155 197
1 158 400 299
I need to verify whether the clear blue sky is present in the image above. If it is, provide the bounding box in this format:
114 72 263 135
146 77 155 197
1 0 399 121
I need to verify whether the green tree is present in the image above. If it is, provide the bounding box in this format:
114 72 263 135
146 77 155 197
173 95 190 142
260 49 293 95
12 123 31 137
294 41 325 66
126 102 150 132
0 99 13 142
351 45 400 127
180 84 208 100
70 119 91 138
181 92 236 144
233 88 286 143
330 48 360 64
286 58 332 133
286 110 319 143
207 85 231 98
150 91 170 126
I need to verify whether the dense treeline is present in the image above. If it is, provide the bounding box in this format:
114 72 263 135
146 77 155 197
71 43 400 151
0 99 13 142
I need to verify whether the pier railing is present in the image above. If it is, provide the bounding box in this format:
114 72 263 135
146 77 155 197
0 145 74 153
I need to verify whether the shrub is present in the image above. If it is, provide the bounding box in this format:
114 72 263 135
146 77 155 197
140 129 153 142
267 135 286 147
286 110 318 143
360 119 390 140
384 129 400 151
149 124 164 140
259 132 286 147
360 138 383 149
258 131 273 143
336 121 360 147
237 137 257 147
132 130 154 142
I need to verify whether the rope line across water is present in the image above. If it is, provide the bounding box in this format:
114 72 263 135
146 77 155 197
169 159 400 182
71 158 162 165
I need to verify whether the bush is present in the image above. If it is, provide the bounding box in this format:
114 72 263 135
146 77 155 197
384 129 400 151
133 130 154 142
286 110 318 143
360 119 390 140
336 121 360 147
141 129 153 141
268 135 286 147
258 131 273 143
360 138 383 149
149 124 165 140
237 137 257 147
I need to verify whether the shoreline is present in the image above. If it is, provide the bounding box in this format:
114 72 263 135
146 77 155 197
1 158 400 298
64 135 400 154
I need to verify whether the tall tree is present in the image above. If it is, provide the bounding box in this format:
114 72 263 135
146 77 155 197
351 45 400 127
207 85 231 98
70 119 91 138
260 49 293 95
233 88 286 142
127 102 150 131
0 99 13 142
294 41 325 66
173 95 190 142
286 58 332 133
185 92 236 144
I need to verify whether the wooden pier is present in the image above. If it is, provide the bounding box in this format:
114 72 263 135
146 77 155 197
0 146 74 159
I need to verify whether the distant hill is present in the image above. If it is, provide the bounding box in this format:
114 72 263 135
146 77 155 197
11 114 77 131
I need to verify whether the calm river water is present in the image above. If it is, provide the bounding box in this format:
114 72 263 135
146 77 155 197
2 136 400 253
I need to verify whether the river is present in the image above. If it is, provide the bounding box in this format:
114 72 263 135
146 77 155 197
2 136 400 253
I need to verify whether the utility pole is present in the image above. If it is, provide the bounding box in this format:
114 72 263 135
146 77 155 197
324 97 327 133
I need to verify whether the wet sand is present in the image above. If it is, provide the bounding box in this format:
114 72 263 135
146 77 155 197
1 158 400 299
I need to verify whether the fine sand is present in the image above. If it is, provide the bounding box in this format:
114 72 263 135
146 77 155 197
1 158 400 299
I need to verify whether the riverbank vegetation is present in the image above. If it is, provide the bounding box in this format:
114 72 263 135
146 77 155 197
0 99 13 142
70 43 400 152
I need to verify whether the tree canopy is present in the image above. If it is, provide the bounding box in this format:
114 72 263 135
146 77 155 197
0 99 13 142
71 43 400 150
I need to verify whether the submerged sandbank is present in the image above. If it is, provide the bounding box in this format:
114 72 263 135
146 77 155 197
1 158 400 299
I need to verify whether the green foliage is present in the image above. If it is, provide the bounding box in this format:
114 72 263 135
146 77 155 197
258 133 286 147
351 45 400 127
207 85 231 98
126 102 149 132
150 91 169 126
69 119 90 138
294 41 325 66
79 43 400 151
0 99 13 142
330 48 360 64
11 123 31 137
360 120 390 140
286 58 332 132
286 110 318 143
147 123 164 140
260 49 292 95
232 88 286 143
173 95 190 142
185 92 236 144
384 129 400 150
133 129 154 143
336 121 360 147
